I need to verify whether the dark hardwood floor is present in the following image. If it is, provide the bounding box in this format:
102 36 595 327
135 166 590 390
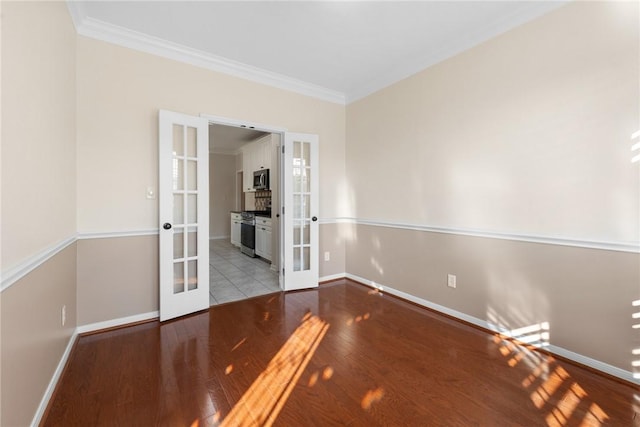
43 279 638 426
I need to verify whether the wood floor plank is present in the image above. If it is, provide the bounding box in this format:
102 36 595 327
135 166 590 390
42 279 639 426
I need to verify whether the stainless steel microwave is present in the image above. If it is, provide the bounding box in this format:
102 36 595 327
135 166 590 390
253 169 269 190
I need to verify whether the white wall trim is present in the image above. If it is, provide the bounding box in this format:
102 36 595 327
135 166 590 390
76 311 159 335
340 217 639 253
66 8 345 105
318 217 353 225
1 235 77 293
345 272 639 385
31 310 159 425
77 229 159 240
2 231 161 292
210 235 230 241
319 273 347 282
30 330 78 427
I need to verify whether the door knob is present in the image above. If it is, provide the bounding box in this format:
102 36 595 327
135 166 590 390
163 223 172 230
312 216 318 222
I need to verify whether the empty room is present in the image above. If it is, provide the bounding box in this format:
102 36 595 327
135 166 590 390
2 1 638 426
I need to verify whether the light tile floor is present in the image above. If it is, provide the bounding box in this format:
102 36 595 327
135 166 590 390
209 239 280 306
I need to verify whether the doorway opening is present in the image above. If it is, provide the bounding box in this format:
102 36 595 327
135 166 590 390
208 122 283 306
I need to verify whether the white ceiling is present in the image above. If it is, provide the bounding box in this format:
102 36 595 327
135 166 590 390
70 1 567 103
209 124 267 154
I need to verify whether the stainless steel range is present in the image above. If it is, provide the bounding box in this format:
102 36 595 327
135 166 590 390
240 212 256 257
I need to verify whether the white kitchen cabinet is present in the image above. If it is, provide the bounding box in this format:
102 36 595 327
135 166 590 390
256 137 271 170
241 146 255 192
230 212 242 247
241 135 273 192
255 216 272 261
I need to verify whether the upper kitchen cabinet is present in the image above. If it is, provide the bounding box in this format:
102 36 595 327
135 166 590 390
242 134 276 192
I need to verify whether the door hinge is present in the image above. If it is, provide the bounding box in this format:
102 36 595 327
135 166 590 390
282 206 285 215
282 146 285 154
282 268 285 276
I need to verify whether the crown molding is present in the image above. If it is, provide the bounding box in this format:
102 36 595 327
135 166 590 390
66 0 86 31
66 2 345 105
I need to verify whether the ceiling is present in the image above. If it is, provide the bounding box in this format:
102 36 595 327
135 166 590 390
209 124 267 154
69 1 568 104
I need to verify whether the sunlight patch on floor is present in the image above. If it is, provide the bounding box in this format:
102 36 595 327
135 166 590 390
219 313 330 426
491 328 609 426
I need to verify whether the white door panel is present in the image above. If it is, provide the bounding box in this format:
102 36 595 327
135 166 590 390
282 133 319 291
159 110 209 321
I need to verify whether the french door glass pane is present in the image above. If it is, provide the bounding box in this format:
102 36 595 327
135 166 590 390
293 141 301 162
173 159 183 190
302 247 310 270
173 262 184 294
186 127 197 157
303 194 310 218
173 228 184 259
172 124 183 156
293 247 301 271
187 260 198 291
187 195 197 224
187 161 197 191
302 221 310 244
294 221 300 246
187 229 197 258
173 194 184 225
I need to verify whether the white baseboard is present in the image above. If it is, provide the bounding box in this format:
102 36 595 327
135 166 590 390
343 272 638 385
31 330 78 427
31 311 160 425
319 273 346 282
209 236 230 241
76 311 159 335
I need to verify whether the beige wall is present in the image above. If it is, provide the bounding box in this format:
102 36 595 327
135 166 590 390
209 153 237 239
346 225 639 371
319 222 348 279
77 235 158 325
1 2 77 426
346 1 638 243
75 35 346 323
2 1 77 268
1 245 77 426
345 2 639 374
76 37 346 234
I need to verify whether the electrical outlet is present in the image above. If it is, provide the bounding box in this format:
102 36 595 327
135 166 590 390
447 274 456 289
62 305 66 326
324 251 330 261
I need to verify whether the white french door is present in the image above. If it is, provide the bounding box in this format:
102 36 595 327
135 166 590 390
282 133 319 291
158 110 209 321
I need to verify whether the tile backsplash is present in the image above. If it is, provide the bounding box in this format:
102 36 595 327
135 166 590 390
245 190 271 211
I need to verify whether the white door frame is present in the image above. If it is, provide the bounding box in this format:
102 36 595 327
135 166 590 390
201 113 288 283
